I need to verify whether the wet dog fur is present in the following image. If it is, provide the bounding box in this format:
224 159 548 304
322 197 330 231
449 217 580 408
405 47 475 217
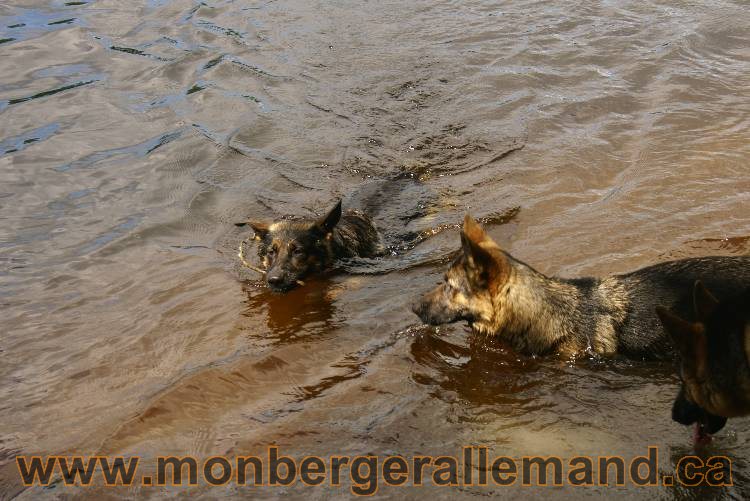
657 283 750 438
236 200 383 292
412 214 750 359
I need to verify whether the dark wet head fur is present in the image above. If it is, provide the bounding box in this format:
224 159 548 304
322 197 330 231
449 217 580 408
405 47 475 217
657 282 750 436
239 201 343 292
237 200 382 292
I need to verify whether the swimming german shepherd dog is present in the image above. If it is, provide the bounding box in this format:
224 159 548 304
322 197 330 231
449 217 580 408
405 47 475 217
412 214 750 359
657 283 750 441
236 200 383 292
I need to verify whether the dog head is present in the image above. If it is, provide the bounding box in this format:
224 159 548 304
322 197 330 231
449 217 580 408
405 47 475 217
657 282 750 435
238 201 342 292
412 214 511 332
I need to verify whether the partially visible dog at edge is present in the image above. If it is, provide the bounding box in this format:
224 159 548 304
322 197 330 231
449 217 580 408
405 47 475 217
236 200 383 292
412 214 750 360
657 283 750 443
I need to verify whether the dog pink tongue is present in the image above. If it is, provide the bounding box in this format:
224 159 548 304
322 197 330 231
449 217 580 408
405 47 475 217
693 423 712 446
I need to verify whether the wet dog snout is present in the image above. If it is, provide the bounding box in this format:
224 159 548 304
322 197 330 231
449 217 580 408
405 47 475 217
267 275 283 287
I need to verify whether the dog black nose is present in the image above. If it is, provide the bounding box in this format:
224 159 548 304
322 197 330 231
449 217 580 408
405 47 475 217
268 275 283 286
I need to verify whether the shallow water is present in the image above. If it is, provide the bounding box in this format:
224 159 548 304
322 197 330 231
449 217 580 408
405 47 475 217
1 0 749 498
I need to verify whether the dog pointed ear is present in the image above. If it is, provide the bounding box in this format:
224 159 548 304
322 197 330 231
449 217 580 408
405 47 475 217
235 221 269 240
316 200 342 235
656 306 694 342
462 214 487 247
656 306 702 357
693 281 719 322
460 214 509 290
657 306 709 378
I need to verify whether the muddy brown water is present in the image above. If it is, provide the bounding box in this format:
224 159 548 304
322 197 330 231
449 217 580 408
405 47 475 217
1 0 750 499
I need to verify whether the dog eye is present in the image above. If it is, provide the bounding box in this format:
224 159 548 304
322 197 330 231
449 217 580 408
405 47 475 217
293 247 305 256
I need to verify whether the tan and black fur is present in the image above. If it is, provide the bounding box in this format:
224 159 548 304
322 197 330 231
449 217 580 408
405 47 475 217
236 200 383 292
657 283 750 438
412 214 750 359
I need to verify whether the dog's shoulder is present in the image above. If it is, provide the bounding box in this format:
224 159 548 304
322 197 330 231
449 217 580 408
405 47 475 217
333 209 382 258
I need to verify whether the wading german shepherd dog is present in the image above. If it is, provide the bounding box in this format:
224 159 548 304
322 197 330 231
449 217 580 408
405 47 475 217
657 283 750 441
412 214 750 359
236 200 383 292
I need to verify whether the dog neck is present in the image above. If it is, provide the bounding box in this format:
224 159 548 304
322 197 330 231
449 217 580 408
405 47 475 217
473 258 591 356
